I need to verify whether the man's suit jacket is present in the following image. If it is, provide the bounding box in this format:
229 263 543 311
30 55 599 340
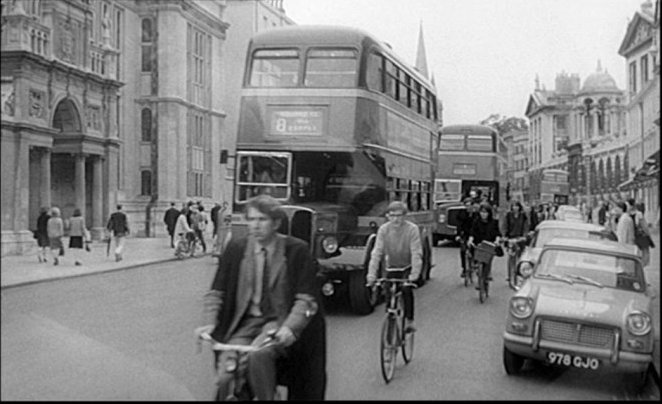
207 233 326 399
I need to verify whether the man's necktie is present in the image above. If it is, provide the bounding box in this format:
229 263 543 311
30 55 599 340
259 247 273 316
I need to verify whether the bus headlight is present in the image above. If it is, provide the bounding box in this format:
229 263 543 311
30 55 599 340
321 236 338 254
438 214 446 224
518 262 534 278
626 312 652 336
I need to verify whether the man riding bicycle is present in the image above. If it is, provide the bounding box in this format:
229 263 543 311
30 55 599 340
456 197 480 278
501 201 530 281
366 201 422 333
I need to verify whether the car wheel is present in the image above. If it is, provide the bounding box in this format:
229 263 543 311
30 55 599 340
503 346 525 375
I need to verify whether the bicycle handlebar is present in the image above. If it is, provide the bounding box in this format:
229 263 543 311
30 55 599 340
198 331 278 353
372 278 418 288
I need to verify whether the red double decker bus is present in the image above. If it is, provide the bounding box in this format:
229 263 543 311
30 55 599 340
432 124 507 244
231 26 440 314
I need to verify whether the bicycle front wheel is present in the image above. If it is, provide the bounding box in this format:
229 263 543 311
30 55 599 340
401 312 414 364
478 264 487 303
380 315 398 383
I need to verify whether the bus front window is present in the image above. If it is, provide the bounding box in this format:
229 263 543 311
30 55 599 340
236 152 291 202
249 49 299 87
434 179 461 203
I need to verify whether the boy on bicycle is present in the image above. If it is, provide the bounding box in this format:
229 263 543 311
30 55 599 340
366 201 422 333
501 201 529 281
467 202 501 285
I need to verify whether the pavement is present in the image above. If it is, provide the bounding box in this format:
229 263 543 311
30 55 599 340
0 235 216 289
1 230 660 387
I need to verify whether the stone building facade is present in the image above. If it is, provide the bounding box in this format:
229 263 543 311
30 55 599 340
617 0 660 225
0 0 232 256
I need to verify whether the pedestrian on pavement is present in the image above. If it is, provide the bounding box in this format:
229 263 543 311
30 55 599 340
174 205 194 251
211 202 221 238
164 202 180 248
366 201 423 332
628 198 653 267
193 204 208 253
47 206 64 266
68 208 89 266
35 206 50 263
195 194 326 400
613 201 635 246
106 204 129 262
597 200 608 226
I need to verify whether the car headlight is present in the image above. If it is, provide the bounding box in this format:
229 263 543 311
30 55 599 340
518 261 534 278
626 312 652 336
321 236 338 254
438 214 446 224
509 297 533 319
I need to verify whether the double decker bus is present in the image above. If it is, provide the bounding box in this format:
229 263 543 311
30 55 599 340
231 25 440 314
536 168 569 205
432 124 506 244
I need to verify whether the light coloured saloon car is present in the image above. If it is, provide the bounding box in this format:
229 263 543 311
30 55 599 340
503 238 656 388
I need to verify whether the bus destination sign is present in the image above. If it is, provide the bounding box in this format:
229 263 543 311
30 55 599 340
269 108 325 136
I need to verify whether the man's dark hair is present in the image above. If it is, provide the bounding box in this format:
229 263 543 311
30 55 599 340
116 204 122 210
245 194 285 222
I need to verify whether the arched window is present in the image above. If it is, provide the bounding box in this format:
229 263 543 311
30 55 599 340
141 108 152 142
598 159 605 191
584 98 594 137
141 170 152 195
590 161 597 193
597 98 609 135
141 18 153 42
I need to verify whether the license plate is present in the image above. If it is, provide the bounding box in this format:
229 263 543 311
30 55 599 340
546 351 600 370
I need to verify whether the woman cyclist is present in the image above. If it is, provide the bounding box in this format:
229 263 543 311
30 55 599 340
467 202 502 286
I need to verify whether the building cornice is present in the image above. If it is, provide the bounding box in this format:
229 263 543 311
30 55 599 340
135 96 227 118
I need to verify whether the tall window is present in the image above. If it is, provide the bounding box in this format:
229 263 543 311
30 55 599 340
141 18 153 72
188 111 210 197
629 61 637 93
141 108 152 142
641 54 649 84
188 24 211 104
141 170 152 195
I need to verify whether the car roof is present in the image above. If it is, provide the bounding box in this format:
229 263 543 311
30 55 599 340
543 237 641 258
536 220 608 231
556 205 580 212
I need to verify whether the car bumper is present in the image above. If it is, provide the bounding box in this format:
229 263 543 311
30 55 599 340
503 331 653 373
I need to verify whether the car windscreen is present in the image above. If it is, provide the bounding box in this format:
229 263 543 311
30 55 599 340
534 228 612 247
536 249 644 292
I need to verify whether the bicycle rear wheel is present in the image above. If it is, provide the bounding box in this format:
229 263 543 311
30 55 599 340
380 315 398 383
401 310 414 364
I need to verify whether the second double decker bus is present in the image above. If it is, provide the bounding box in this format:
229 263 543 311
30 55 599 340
432 124 507 244
536 168 570 205
231 25 440 314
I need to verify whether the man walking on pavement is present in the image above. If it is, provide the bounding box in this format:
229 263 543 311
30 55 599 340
107 204 129 262
164 202 180 248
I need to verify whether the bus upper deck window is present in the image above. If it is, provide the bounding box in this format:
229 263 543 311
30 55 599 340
249 49 300 87
305 48 357 88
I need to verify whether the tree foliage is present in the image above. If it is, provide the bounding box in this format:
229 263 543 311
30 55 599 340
479 114 528 135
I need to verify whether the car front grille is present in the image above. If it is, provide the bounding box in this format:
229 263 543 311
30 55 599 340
540 319 614 348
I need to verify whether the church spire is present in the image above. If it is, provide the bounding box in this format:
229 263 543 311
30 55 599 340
415 21 429 79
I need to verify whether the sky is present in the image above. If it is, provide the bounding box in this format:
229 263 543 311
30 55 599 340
283 0 649 125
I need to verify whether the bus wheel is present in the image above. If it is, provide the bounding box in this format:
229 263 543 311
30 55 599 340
349 269 377 315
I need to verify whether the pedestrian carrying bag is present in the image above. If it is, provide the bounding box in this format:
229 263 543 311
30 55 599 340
632 215 654 249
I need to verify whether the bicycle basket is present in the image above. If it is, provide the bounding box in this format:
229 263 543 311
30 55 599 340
474 242 497 264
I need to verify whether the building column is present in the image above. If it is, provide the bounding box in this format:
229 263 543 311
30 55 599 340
91 155 104 239
40 148 51 208
75 154 86 216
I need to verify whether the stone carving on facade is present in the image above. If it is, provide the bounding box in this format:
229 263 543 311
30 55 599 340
2 85 15 116
86 105 101 130
58 17 77 64
28 89 46 118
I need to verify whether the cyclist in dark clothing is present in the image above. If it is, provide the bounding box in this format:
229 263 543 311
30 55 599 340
455 198 480 278
467 202 502 283
502 201 529 281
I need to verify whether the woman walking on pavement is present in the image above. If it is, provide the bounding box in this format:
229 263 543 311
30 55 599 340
47 207 64 266
68 208 90 266
35 207 50 263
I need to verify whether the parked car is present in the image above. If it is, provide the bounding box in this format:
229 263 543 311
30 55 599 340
516 220 617 281
555 204 583 222
503 238 656 390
